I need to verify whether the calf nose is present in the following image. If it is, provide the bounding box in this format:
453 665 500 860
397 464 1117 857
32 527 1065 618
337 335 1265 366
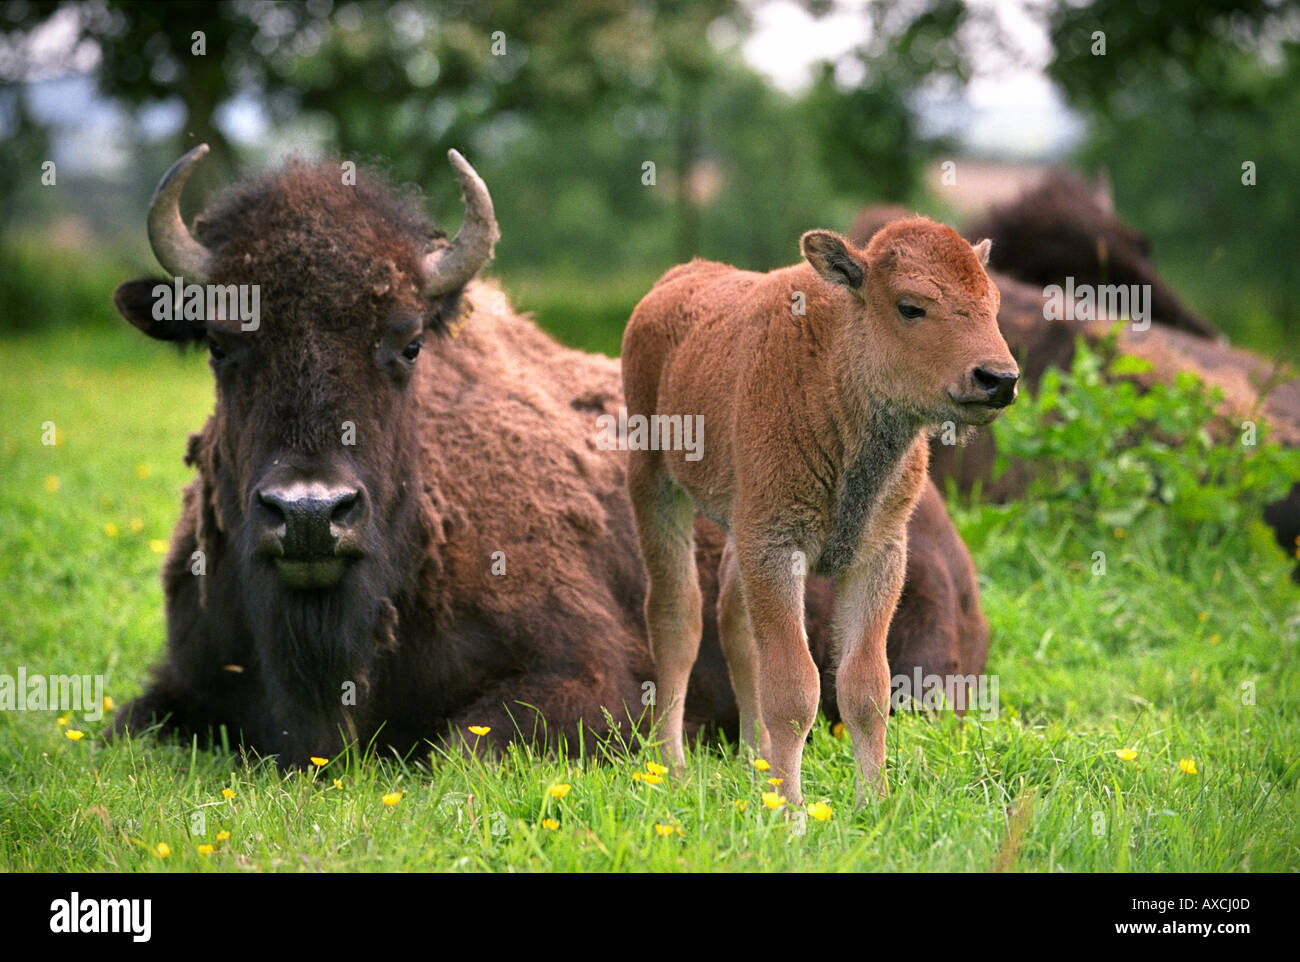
971 367 1019 407
256 484 365 557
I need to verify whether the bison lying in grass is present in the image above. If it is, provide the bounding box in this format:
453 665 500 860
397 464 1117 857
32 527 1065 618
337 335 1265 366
110 147 994 767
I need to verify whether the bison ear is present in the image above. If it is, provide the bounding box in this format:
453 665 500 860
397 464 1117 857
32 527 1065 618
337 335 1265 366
801 230 865 290
971 238 992 267
113 278 205 343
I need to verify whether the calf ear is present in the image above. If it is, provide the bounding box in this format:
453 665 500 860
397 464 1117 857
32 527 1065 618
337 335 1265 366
972 238 992 266
801 230 865 290
113 277 205 343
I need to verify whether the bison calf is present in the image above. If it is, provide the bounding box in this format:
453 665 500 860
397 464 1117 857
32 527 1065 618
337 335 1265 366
622 220 1018 803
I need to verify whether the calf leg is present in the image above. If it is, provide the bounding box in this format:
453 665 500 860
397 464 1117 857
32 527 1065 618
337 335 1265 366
628 463 702 770
736 537 817 805
717 537 770 757
835 536 908 801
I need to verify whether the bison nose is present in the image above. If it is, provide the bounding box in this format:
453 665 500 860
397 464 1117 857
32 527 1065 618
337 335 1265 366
971 367 1019 408
256 484 366 558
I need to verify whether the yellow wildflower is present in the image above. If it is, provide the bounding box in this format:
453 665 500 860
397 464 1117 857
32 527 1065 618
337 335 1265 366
768 777 784 787
542 818 559 831
221 788 235 799
645 761 667 776
155 843 170 858
548 783 571 799
309 756 328 767
468 725 491 736
64 729 84 741
752 758 771 772
102 696 114 712
382 792 403 806
1114 748 1138 762
761 792 784 811
333 779 343 790
150 539 167 554
641 773 664 785
215 831 230 842
104 522 119 537
735 800 748 813
56 713 70 727
1179 758 1198 775
197 844 214 855
653 823 675 837
807 801 833 822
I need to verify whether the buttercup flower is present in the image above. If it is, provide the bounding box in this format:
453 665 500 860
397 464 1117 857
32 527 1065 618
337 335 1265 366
104 522 119 537
1114 748 1138 762
807 802 833 822
221 788 235 799
309 757 328 767
215 831 230 842
761 792 784 811
542 818 559 831
752 759 771 772
382 792 403 806
155 843 170 858
645 761 667 776
1179 758 1198 775
768 777 784 787
641 773 664 785
654 823 675 837
197 844 214 855
64 730 84 741
56 714 70 727
548 783 571 799
735 800 748 813
468 725 491 736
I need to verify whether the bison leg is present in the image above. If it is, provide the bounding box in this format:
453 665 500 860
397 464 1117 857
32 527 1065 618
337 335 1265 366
834 536 908 802
735 536 818 806
627 464 703 772
717 537 770 758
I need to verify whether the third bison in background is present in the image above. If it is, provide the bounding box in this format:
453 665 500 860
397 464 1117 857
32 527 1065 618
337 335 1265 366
622 219 1019 804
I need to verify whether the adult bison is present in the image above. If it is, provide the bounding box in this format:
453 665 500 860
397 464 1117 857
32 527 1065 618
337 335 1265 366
111 147 992 766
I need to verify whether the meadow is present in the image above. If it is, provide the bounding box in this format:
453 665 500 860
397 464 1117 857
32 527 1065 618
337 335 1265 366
1 304 1297 872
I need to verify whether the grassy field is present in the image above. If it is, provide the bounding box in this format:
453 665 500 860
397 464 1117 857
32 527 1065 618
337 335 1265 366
1 320 1298 872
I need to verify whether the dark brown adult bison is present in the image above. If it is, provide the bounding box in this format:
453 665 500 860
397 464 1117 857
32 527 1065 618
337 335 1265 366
851 174 1300 579
111 147 991 766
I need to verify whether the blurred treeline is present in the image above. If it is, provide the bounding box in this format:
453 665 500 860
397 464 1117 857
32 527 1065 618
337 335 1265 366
0 0 1295 359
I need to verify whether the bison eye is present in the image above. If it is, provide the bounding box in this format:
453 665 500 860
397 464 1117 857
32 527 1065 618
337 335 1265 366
897 302 926 320
401 338 422 361
206 336 227 360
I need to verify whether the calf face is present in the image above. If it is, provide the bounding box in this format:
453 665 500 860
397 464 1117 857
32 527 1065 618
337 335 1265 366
802 220 1019 428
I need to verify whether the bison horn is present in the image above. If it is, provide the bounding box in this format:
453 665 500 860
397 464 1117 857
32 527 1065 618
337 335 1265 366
147 143 214 283
422 149 500 297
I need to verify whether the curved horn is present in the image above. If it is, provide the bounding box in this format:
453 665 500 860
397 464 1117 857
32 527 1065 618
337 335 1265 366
422 149 500 297
147 143 214 282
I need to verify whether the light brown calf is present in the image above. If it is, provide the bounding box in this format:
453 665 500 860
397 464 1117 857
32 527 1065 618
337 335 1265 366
621 219 1018 803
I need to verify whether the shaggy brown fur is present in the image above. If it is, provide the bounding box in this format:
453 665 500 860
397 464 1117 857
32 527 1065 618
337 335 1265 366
111 158 997 765
965 171 1221 341
622 220 1017 803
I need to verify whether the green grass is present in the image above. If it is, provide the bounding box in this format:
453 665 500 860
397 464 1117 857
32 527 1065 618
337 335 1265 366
1 323 1298 872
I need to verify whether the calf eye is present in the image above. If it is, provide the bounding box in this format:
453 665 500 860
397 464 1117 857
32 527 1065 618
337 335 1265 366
206 337 226 360
897 302 926 320
401 339 422 361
